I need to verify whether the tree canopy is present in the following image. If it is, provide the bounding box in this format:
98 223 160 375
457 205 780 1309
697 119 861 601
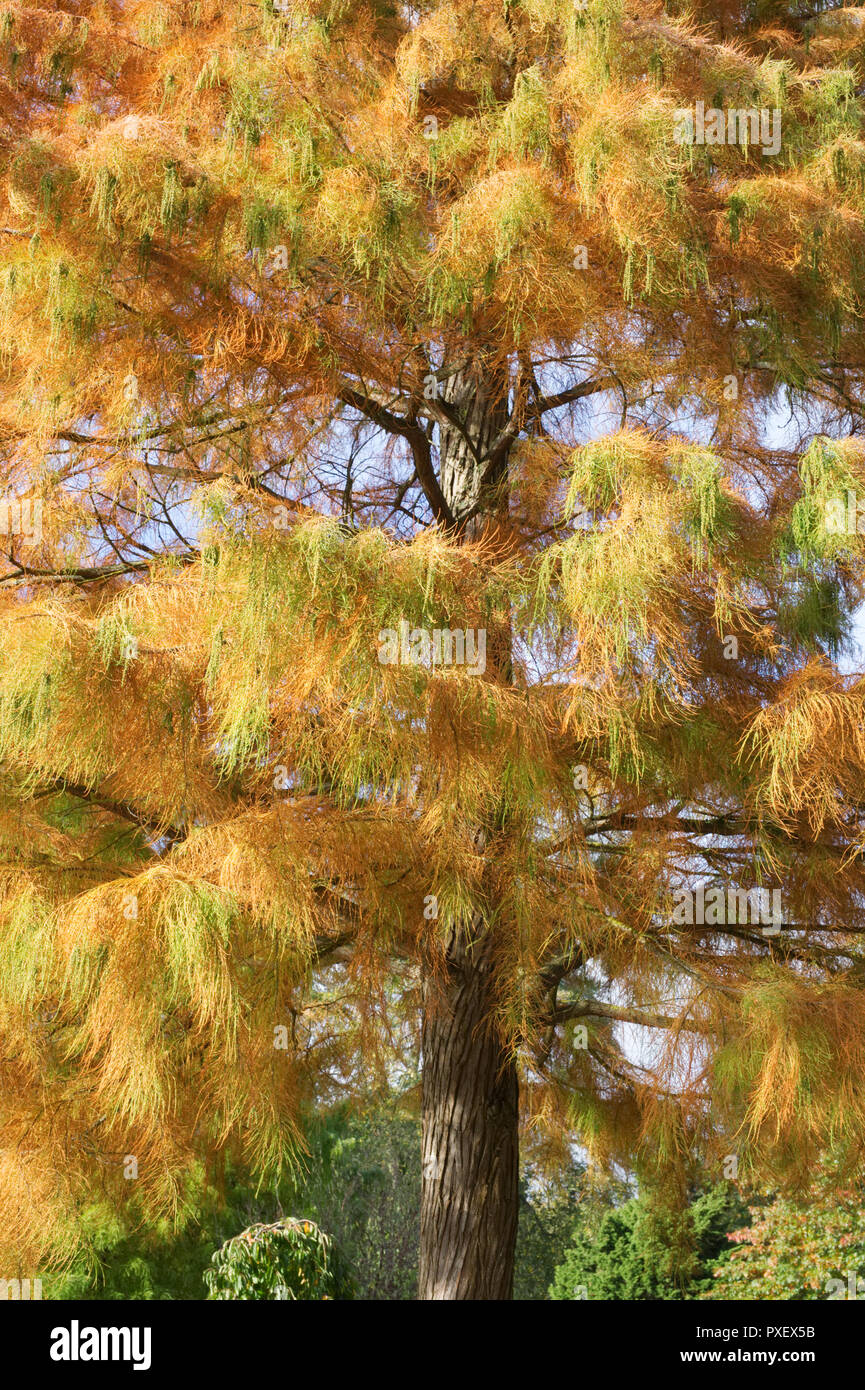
2 0 865 1293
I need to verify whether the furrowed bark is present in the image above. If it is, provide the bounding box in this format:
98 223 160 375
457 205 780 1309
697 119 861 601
419 921 519 1300
438 361 510 539
418 357 519 1300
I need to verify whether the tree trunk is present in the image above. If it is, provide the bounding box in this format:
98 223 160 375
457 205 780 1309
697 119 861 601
419 921 520 1300
439 360 510 539
418 357 519 1300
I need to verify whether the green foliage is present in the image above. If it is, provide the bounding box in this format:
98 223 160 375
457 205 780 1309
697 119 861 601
777 572 848 655
45 1121 865 1303
43 1111 399 1302
205 1217 353 1301
42 1105 592 1300
492 65 552 165
549 1183 750 1301
789 436 864 563
292 1107 421 1301
676 446 738 566
513 1164 622 1301
43 1205 217 1301
705 1188 865 1300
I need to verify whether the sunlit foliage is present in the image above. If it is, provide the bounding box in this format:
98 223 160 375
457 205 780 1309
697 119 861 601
2 1 865 1275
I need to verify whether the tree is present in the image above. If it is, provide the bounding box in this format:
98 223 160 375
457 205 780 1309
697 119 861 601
705 1185 865 1301
291 1104 422 1301
41 1102 581 1299
514 1162 621 1301
549 1182 749 1301
205 1217 354 1300
3 0 865 1299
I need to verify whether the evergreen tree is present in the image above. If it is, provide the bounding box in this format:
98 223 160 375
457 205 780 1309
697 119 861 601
549 1182 749 1301
2 0 865 1297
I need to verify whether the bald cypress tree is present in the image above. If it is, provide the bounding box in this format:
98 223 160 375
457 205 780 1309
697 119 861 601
3 0 865 1299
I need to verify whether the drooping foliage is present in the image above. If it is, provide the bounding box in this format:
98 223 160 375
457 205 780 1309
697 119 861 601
44 1103 588 1300
204 1216 354 1300
2 0 865 1273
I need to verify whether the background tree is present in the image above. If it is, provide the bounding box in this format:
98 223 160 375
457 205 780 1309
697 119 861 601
43 1103 581 1300
549 1181 749 1301
513 1160 607 1302
704 1183 865 1301
3 0 865 1299
294 1105 422 1301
